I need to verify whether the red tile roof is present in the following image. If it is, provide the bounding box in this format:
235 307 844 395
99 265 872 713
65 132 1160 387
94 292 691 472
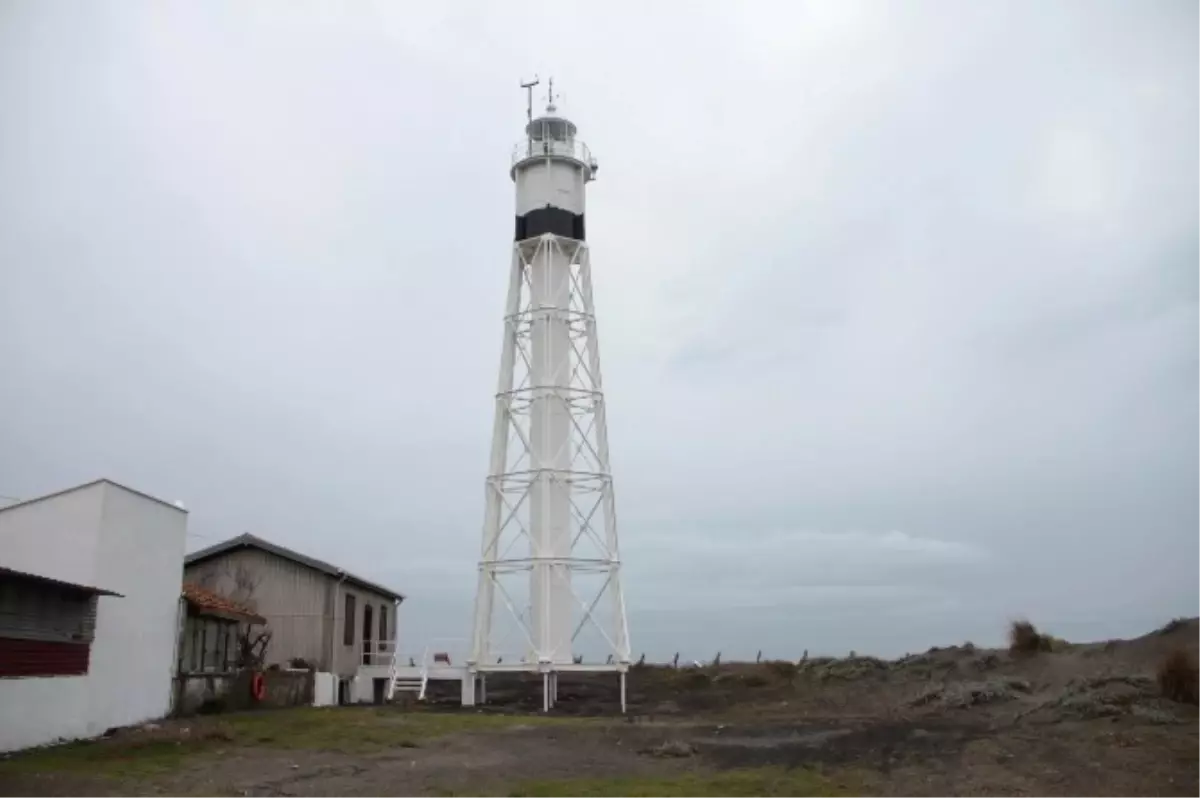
182 583 265 623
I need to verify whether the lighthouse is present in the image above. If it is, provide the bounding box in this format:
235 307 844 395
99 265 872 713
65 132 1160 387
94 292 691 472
467 79 631 711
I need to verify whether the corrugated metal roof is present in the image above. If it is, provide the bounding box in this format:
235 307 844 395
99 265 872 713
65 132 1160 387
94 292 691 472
184 533 405 601
0 565 123 597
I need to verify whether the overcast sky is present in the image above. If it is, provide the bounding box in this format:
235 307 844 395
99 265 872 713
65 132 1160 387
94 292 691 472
1 0 1195 661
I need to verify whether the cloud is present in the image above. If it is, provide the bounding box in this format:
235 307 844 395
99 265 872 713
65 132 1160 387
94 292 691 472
624 528 987 613
0 0 1194 660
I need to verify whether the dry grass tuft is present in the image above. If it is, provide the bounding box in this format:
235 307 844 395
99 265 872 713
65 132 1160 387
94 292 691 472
1008 620 1053 655
763 659 799 683
1157 648 1199 705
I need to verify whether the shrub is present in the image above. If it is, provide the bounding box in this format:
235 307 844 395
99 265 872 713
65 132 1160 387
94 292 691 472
1009 620 1052 654
1157 617 1191 636
1157 648 1199 705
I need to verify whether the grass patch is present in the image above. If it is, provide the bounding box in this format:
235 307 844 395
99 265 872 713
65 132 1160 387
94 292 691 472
222 706 582 753
507 766 856 796
0 734 227 779
660 668 712 689
0 707 586 779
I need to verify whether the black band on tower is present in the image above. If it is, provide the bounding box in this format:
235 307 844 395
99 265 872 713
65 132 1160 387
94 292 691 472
515 206 585 241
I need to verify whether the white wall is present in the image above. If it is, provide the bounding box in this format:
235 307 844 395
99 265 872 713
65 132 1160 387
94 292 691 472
0 482 105 587
0 481 187 752
89 484 188 731
0 677 91 752
333 584 398 677
515 158 587 215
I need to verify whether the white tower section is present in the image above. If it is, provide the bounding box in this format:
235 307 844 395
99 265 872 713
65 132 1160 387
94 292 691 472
469 88 630 687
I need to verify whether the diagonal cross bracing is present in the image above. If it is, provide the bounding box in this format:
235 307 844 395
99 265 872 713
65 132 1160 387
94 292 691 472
470 235 630 672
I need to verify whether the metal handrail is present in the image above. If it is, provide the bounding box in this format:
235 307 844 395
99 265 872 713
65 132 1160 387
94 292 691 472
512 138 594 167
418 637 468 701
361 639 398 666
419 637 469 668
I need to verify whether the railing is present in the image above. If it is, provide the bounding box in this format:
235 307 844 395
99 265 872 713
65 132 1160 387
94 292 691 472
360 639 398 667
511 138 595 168
419 637 469 670
416 637 468 701
363 637 471 702
478 648 529 667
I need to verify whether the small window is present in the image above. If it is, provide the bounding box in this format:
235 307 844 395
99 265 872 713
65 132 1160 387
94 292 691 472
343 593 356 646
192 621 203 670
379 605 388 641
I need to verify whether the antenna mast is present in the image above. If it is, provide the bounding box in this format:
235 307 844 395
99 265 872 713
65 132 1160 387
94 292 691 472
520 76 540 123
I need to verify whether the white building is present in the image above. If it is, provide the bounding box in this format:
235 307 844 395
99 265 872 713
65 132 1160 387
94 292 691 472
0 479 188 752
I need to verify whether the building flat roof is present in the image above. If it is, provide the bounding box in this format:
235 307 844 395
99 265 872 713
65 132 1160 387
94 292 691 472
0 478 187 515
184 533 405 602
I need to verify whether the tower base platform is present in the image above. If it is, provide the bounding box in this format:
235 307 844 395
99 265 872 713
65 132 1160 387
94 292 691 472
463 664 629 713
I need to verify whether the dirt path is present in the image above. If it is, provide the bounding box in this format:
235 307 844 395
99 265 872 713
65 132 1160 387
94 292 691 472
3 710 1194 797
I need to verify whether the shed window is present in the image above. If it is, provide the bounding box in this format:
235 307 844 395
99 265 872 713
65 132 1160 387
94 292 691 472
0 577 98 643
343 594 356 646
0 574 99 678
379 605 388 641
182 615 238 673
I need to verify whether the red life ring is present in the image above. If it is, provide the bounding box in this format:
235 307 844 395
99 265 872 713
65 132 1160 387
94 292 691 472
251 672 266 701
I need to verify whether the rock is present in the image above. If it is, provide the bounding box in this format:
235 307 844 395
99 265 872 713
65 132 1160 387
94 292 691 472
1059 695 1123 719
641 740 696 758
1068 674 1155 693
1130 706 1181 725
653 700 681 715
911 678 1030 709
1018 674 1163 723
805 655 889 681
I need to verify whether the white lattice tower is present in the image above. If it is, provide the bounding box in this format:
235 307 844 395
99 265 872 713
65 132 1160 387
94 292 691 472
468 84 630 700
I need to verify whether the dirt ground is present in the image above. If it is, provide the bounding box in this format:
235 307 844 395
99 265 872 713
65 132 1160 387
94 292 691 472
1 619 1196 796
